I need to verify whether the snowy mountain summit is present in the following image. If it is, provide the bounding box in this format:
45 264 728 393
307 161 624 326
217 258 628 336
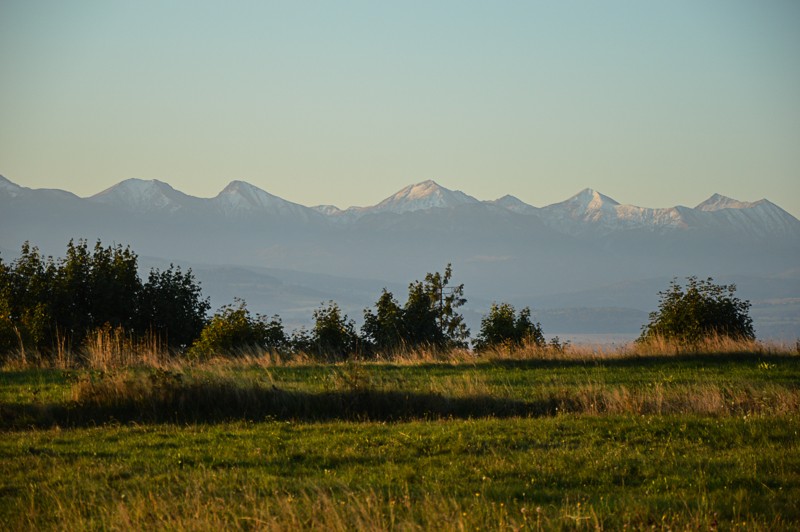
212 180 313 219
692 194 799 236
89 179 197 213
551 188 620 221
529 189 800 237
369 180 480 214
488 195 539 215
0 175 23 198
695 193 759 212
1 174 798 238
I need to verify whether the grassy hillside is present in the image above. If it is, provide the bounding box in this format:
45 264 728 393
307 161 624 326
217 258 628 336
2 345 799 530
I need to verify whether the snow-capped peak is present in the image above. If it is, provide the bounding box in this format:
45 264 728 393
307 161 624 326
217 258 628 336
312 204 344 216
691 194 800 236
370 180 480 214
0 175 24 198
212 180 318 220
88 178 194 212
545 188 620 221
215 180 285 209
569 188 620 209
695 193 757 211
536 188 691 235
488 195 538 214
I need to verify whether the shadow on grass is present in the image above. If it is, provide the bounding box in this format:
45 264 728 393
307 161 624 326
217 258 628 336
0 386 557 429
2 352 796 430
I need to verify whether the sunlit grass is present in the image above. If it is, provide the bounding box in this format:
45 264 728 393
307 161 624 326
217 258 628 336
2 416 798 530
2 343 799 529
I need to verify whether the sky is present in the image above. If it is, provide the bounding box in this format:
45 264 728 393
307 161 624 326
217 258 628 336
1 1 799 215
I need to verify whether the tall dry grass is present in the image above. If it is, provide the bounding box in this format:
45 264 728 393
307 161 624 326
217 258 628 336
82 324 169 369
626 334 793 357
50 363 797 428
2 332 797 371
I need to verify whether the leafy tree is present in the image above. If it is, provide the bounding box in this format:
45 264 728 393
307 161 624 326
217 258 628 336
289 327 313 355
86 241 141 329
188 299 285 358
400 280 442 348
473 303 545 351
6 243 57 350
362 264 470 354
362 289 405 354
0 240 211 357
0 256 18 355
52 240 142 342
310 301 359 360
403 264 469 349
52 239 92 338
639 276 755 345
138 265 210 348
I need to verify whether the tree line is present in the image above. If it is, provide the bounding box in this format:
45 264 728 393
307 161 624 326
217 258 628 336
0 240 546 361
0 240 755 363
0 240 209 356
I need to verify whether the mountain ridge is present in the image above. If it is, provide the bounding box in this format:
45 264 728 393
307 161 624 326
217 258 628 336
3 174 798 236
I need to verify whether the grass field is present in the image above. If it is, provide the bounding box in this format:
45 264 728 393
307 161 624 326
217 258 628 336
1 344 799 530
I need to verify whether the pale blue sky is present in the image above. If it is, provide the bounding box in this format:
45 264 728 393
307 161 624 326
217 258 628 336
1 1 799 214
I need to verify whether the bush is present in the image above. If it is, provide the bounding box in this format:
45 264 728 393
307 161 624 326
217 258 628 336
361 290 405 355
362 264 469 355
0 241 212 358
473 303 545 351
138 265 210 348
188 300 286 359
309 301 359 361
639 276 755 345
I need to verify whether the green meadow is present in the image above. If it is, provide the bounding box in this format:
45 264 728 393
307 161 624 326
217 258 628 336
2 348 799 530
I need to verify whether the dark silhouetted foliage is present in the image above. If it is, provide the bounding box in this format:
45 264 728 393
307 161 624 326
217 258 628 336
362 289 404 354
639 276 755 345
188 299 285 358
0 240 209 358
309 301 360 361
139 265 210 348
362 264 469 355
473 303 545 351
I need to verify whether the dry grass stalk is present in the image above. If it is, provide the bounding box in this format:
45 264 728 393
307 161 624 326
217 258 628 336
82 325 171 370
4 332 798 371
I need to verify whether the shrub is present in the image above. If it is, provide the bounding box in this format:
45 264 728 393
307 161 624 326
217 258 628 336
0 240 211 357
362 264 469 355
407 264 469 349
473 303 545 351
138 264 210 348
362 290 405 355
0 259 20 358
639 276 755 345
309 301 359 361
188 300 286 359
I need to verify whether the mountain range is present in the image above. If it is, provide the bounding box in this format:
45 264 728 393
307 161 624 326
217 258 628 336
2 175 799 341
6 175 796 235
